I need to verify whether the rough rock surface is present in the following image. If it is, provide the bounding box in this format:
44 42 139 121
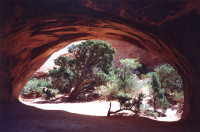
0 0 200 122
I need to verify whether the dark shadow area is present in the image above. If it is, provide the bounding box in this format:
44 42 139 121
0 102 199 132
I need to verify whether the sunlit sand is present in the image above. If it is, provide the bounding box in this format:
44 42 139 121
20 99 180 122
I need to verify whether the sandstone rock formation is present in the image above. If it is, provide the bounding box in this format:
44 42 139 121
0 0 199 121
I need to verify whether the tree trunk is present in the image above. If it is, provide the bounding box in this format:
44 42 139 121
107 102 112 117
153 96 156 111
67 88 80 101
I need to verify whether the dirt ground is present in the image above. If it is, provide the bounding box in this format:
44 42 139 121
20 99 180 121
0 101 199 132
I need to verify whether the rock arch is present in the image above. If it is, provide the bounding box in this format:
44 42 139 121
0 0 199 121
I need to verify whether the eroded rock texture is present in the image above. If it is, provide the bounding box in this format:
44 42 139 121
0 0 199 121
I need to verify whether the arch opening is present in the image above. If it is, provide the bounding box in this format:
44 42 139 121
19 40 184 122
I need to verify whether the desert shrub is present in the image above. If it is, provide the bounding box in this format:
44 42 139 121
21 78 51 95
154 63 184 111
150 72 169 111
37 79 51 88
42 88 59 100
21 77 55 100
154 64 183 92
133 93 144 109
117 92 132 105
21 79 38 94
99 58 145 116
97 69 120 100
98 82 119 100
107 92 145 116
98 58 144 100
141 74 149 79
173 90 184 104
98 73 142 100
128 93 144 115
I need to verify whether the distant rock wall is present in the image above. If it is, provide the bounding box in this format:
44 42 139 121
34 39 165 79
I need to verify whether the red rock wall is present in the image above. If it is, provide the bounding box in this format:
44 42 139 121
0 0 199 121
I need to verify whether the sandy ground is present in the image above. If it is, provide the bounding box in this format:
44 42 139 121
21 99 179 122
1 101 199 132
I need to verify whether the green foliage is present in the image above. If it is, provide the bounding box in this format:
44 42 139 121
150 73 169 111
154 64 182 92
151 73 161 91
140 74 148 79
48 67 72 93
173 90 184 104
154 63 183 111
119 92 144 113
119 58 142 76
132 93 144 115
98 58 144 112
37 79 51 88
98 82 119 100
117 92 132 105
21 77 59 100
21 78 51 94
115 59 143 100
42 88 59 100
115 58 142 92
49 40 115 101
98 69 142 101
120 58 141 71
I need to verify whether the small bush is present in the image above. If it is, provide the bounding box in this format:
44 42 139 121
22 78 50 94
21 77 52 98
150 73 169 111
42 88 59 100
154 64 183 92
173 90 184 104
21 79 38 94
37 79 51 88
98 82 119 100
117 92 132 105
141 74 149 79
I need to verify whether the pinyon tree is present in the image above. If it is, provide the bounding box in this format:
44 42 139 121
49 40 115 101
154 64 182 92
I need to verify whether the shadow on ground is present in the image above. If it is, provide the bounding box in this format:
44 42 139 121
0 102 199 132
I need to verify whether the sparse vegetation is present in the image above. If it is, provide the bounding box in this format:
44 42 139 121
21 77 51 95
21 77 57 100
21 40 184 120
154 64 182 92
154 64 183 105
99 58 145 116
150 72 169 111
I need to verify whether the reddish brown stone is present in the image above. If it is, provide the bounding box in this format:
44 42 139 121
0 0 199 121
